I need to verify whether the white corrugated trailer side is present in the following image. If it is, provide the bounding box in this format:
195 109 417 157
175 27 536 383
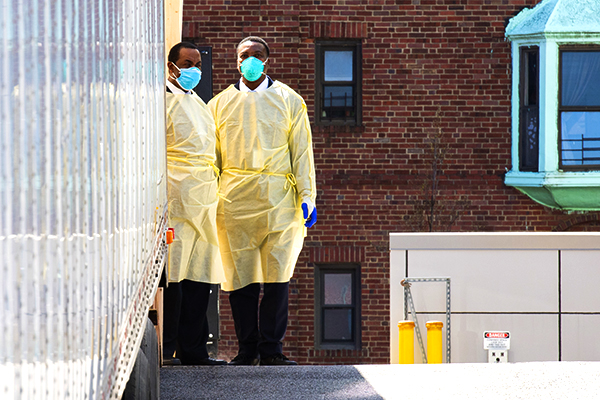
0 1 167 399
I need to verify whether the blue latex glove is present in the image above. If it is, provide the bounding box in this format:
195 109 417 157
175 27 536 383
302 203 317 228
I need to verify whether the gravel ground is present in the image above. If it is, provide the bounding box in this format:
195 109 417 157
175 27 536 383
160 362 600 400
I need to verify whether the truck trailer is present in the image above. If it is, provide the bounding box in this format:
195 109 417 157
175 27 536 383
1 1 169 398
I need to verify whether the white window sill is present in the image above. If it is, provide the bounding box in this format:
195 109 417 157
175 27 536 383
505 170 600 210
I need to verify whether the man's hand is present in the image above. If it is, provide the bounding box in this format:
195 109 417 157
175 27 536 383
302 202 317 228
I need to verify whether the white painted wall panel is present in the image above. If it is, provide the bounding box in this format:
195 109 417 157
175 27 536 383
408 250 558 313
390 233 600 363
562 315 600 361
389 249 406 365
408 313 559 364
561 251 600 312
449 314 559 363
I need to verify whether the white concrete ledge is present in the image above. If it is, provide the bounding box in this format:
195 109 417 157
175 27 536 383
390 232 600 251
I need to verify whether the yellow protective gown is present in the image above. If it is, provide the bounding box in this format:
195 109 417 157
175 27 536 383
208 81 316 292
166 91 225 284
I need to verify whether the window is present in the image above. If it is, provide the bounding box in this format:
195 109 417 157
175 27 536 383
314 263 361 349
504 0 600 210
519 47 539 172
559 48 600 169
315 41 362 125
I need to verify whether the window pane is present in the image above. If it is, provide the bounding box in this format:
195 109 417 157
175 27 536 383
525 51 538 106
323 86 353 107
562 52 600 106
520 107 539 171
323 309 352 341
324 51 353 81
324 273 352 305
561 111 600 165
519 47 539 172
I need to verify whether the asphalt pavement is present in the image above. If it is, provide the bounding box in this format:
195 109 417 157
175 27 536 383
160 361 600 399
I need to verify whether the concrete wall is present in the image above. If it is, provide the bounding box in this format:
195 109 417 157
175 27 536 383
390 232 600 364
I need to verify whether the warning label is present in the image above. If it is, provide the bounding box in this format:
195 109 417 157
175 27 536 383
483 331 510 350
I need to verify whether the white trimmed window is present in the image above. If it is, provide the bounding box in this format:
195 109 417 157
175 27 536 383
504 0 600 210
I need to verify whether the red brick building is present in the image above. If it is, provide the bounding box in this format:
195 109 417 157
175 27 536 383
181 0 600 364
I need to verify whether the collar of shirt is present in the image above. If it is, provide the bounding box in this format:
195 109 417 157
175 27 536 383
239 77 269 93
166 79 191 95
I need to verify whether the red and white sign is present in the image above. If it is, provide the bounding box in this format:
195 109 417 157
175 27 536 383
483 331 510 350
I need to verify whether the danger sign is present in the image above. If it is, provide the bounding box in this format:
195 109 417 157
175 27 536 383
483 331 510 350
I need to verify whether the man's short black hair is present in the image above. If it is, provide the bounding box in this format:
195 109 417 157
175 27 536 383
236 36 270 58
168 42 199 63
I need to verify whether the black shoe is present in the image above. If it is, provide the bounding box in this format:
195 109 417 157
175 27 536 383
162 356 182 366
228 354 260 366
259 353 297 366
185 357 228 366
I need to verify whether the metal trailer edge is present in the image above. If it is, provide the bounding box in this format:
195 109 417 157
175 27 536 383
1 1 168 399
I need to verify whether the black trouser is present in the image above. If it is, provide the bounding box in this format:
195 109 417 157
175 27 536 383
163 280 211 364
228 282 289 359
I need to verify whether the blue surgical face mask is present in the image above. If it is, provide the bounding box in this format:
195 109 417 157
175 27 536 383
173 64 201 91
240 57 266 82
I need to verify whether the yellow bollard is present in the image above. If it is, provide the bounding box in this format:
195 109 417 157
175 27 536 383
398 320 415 364
426 321 444 364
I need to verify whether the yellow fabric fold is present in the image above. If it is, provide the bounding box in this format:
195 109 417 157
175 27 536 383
208 81 316 292
166 92 225 284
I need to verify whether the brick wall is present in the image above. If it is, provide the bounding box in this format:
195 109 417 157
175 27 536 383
182 0 600 365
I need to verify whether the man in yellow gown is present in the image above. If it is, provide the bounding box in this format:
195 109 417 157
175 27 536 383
163 42 226 366
208 36 317 366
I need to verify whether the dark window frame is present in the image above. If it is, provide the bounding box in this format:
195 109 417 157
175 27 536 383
315 41 362 126
558 45 600 171
519 46 539 172
314 263 361 350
